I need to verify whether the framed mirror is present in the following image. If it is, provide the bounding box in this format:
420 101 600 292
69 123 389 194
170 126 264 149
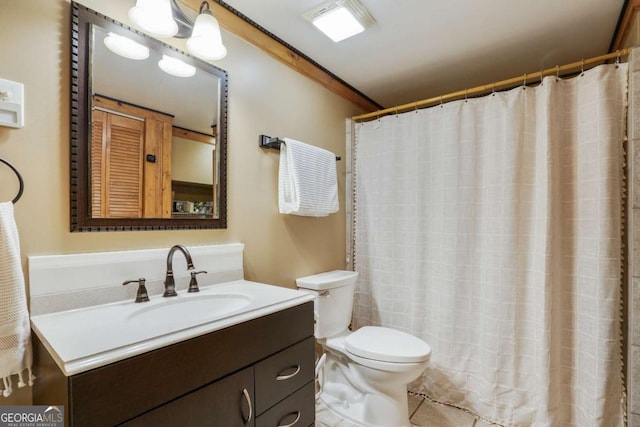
71 2 228 231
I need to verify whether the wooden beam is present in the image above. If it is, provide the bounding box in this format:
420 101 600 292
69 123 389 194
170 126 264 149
172 126 216 144
93 95 173 123
178 0 381 112
611 0 640 51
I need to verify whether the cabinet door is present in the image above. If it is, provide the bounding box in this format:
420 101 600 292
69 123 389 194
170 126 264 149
121 367 255 427
91 109 144 218
90 95 172 219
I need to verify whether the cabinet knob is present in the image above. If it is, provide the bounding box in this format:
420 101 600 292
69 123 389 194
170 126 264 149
241 387 252 424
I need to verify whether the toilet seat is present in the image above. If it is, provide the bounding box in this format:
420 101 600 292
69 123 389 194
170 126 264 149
345 326 431 363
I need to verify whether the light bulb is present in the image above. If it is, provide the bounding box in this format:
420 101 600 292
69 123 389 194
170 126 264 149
103 32 149 60
128 0 178 38
158 55 196 78
186 10 227 60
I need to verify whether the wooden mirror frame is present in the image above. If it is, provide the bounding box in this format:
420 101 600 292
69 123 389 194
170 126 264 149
71 2 228 231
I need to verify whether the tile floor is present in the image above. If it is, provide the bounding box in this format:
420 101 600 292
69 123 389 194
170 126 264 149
316 393 501 427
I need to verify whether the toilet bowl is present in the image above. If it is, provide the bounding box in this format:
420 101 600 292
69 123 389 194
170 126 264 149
296 270 431 427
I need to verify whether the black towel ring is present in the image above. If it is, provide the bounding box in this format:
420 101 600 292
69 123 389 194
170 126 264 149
0 158 24 204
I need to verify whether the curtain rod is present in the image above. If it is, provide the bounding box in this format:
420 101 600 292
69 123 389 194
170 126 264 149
352 48 632 122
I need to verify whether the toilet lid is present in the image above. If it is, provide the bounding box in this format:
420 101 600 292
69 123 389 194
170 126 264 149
345 326 431 363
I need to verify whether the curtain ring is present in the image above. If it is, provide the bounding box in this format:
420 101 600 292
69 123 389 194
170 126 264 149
539 69 544 85
464 88 468 103
491 82 496 95
522 73 527 90
580 59 585 76
555 65 560 81
439 95 444 108
616 50 621 68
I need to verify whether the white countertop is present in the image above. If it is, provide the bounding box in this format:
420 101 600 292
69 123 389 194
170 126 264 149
31 280 314 376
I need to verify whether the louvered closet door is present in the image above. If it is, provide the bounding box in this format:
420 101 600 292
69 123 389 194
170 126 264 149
106 114 144 217
91 111 144 218
91 110 106 217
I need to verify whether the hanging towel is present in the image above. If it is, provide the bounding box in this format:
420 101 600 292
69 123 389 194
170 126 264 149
278 138 339 216
0 202 34 397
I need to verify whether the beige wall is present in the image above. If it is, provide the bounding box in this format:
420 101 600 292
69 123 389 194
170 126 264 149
172 137 215 185
0 0 362 404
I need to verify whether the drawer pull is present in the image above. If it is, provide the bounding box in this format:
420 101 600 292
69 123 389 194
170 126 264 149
242 388 253 424
278 411 301 427
276 365 301 381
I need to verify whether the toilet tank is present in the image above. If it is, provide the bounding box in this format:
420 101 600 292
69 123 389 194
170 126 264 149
296 270 359 339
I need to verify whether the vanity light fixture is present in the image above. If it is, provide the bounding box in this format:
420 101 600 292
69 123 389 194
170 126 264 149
128 0 227 61
128 0 178 38
158 54 197 77
103 32 150 60
186 2 227 60
303 0 375 43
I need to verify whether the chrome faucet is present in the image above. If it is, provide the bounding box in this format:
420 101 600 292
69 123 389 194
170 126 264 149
163 245 195 297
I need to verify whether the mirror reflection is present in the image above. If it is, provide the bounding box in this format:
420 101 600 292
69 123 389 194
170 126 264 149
70 2 228 231
91 24 219 219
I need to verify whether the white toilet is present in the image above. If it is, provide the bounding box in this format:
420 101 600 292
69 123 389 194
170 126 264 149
296 270 431 427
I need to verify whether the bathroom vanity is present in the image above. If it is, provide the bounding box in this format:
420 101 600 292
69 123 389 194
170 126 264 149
29 244 316 426
33 301 314 426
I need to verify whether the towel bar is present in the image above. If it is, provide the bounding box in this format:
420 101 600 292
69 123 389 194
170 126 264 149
0 158 24 204
259 135 341 161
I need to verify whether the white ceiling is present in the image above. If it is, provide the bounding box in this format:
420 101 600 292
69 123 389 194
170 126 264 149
221 0 626 108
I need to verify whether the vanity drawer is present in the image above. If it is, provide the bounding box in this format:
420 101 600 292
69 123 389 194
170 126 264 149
256 380 315 427
255 337 315 415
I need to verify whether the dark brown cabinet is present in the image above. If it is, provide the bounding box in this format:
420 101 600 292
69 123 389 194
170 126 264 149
122 366 254 427
33 302 315 427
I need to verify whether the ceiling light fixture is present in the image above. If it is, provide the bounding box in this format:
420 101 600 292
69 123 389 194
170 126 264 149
128 0 227 61
103 32 150 60
158 55 196 77
303 0 375 43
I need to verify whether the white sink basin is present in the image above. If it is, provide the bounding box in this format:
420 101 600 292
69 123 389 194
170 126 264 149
30 280 315 376
127 293 252 324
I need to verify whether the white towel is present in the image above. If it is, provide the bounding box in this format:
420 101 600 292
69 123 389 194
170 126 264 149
0 202 34 397
278 138 339 217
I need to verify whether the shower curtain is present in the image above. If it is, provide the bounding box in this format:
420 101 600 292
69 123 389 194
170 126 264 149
352 64 627 426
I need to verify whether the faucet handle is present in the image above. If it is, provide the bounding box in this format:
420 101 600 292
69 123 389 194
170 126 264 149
188 270 208 293
123 278 150 303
